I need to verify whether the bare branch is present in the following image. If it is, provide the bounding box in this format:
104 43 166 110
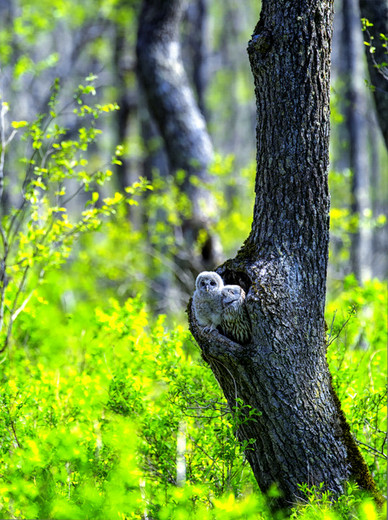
356 439 388 460
326 308 356 347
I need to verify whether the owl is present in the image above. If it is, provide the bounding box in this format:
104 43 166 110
220 285 252 344
193 271 224 331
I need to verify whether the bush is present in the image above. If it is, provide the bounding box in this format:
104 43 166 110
0 277 385 518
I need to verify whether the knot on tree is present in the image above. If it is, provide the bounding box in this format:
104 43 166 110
247 26 272 61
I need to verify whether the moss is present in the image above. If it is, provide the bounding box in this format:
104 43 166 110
328 373 384 507
235 236 258 263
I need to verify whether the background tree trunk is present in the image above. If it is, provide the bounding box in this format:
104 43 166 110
358 0 388 281
359 0 388 150
113 23 137 196
136 0 221 274
182 0 209 119
189 0 379 508
139 98 174 314
342 0 372 283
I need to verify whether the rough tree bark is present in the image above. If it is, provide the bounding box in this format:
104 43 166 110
359 0 388 150
136 0 220 273
189 0 379 508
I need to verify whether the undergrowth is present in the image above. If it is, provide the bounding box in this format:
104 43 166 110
0 269 385 519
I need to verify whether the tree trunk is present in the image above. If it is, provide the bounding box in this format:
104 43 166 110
342 0 372 283
368 113 388 280
182 0 209 118
139 98 175 315
189 0 379 508
113 24 136 196
136 0 220 273
359 0 388 150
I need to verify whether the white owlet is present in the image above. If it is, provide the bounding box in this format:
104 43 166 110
193 271 224 331
220 285 252 344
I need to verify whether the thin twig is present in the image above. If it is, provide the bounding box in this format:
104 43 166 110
0 101 12 336
0 227 9 335
326 310 337 345
0 263 30 353
3 401 22 449
188 434 219 466
11 290 35 322
326 309 355 347
212 358 239 412
0 100 8 202
382 434 387 455
356 439 387 460
363 25 388 81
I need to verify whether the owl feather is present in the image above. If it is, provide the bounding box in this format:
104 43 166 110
220 284 252 344
193 271 224 331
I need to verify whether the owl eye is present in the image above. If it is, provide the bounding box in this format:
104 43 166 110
210 280 216 286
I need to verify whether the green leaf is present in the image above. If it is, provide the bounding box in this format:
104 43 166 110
11 120 28 129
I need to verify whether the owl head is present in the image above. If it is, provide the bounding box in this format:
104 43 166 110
221 285 245 306
195 271 224 294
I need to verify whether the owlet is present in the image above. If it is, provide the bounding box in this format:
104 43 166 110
193 271 224 331
220 284 252 344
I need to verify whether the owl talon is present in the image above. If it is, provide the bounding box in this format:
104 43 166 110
202 325 216 333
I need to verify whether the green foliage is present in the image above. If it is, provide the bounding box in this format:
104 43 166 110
1 138 382 518
209 154 255 257
326 276 387 492
0 77 151 352
0 277 385 519
0 0 140 78
0 2 386 519
361 18 388 65
290 482 386 520
0 293 258 518
328 168 387 274
52 152 254 323
0 113 385 517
